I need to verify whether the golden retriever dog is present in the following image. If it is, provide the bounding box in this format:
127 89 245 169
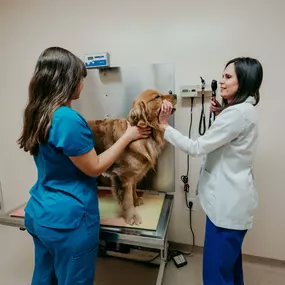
87 89 177 225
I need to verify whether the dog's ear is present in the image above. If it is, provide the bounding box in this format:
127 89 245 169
128 101 149 127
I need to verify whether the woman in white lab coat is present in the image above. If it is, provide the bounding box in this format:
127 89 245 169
159 57 263 285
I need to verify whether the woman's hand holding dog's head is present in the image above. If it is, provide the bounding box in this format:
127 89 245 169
124 122 152 142
159 100 173 130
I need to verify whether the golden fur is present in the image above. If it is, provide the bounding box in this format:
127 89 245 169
87 89 177 225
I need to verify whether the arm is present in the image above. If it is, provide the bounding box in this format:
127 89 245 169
163 107 246 157
50 110 150 177
69 135 132 177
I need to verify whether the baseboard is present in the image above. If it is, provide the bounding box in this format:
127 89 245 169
169 242 285 268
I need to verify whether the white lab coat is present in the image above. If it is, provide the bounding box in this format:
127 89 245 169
164 97 258 230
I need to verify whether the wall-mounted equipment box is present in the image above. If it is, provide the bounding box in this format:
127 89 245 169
180 84 212 98
84 52 111 69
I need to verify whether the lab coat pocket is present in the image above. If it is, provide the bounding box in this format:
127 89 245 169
248 168 258 213
198 169 216 211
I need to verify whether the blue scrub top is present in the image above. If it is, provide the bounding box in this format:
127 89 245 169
24 106 99 229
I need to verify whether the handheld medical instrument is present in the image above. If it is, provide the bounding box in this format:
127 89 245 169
208 79 217 128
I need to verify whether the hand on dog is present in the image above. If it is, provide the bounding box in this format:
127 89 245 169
124 122 152 142
159 100 173 129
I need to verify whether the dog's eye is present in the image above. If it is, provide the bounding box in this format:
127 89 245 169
155 96 160 99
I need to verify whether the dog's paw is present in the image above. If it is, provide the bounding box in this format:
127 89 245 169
123 207 142 225
134 197 144 207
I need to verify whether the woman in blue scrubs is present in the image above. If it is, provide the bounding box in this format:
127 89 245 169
159 57 263 285
17 46 151 285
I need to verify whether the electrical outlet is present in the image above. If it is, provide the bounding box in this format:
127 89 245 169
187 195 200 211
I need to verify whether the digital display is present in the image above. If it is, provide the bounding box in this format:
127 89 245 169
87 56 93 60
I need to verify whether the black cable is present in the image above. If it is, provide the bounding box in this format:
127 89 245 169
208 111 213 128
167 202 195 259
199 77 206 136
168 96 195 259
180 97 193 198
146 253 161 264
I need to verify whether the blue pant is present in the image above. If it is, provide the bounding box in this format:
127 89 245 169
25 214 99 285
203 216 247 285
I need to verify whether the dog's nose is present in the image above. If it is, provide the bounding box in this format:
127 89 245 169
168 90 177 100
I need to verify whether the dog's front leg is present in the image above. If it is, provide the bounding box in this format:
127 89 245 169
133 185 144 207
121 181 142 225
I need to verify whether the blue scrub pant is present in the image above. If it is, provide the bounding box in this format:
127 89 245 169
25 214 99 285
203 216 247 285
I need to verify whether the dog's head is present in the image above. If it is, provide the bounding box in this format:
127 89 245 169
128 89 177 129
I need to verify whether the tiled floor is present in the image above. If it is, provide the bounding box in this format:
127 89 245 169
95 249 285 285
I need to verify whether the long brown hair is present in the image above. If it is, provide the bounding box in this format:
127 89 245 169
17 47 87 156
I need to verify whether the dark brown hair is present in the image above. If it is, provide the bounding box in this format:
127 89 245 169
219 57 263 111
17 47 87 156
